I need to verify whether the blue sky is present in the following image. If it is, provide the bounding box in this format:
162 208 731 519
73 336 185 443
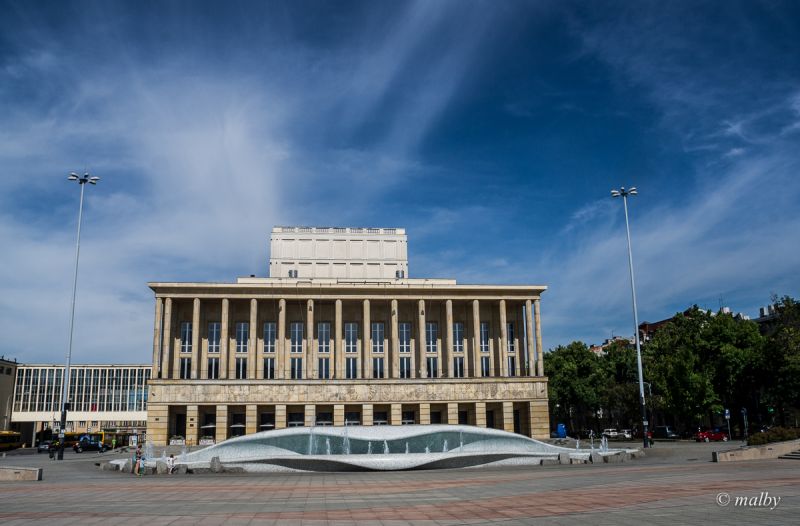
2 1 799 364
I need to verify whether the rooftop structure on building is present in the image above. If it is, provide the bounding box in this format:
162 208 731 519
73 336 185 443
269 226 408 280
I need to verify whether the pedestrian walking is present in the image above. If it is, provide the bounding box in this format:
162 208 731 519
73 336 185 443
133 444 143 476
167 454 175 474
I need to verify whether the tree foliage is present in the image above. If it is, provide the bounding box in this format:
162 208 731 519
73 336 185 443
545 297 799 435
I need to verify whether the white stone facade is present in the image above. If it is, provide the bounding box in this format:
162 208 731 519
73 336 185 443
269 226 408 280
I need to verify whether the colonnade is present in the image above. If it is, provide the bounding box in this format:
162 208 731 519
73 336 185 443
151 296 545 381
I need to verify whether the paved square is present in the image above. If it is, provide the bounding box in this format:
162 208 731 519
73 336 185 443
1 443 798 525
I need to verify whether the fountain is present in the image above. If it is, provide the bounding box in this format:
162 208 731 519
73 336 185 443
127 425 635 472
144 442 154 460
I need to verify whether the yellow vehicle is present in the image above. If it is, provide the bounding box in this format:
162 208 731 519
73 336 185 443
0 431 23 451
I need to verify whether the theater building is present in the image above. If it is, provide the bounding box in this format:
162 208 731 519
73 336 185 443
146 227 549 445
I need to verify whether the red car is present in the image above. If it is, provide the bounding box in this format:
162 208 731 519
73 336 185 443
694 429 729 442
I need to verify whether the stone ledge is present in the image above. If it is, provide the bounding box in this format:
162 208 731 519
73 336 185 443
0 466 43 481
713 438 800 462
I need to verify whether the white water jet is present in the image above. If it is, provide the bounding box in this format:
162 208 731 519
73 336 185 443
383 440 389 454
443 439 448 452
425 446 430 454
405 442 409 454
367 441 372 455
325 437 331 455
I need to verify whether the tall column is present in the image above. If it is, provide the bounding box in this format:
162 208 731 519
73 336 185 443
191 298 201 379
362 299 371 379
499 300 508 377
219 299 229 379
390 299 399 378
362 404 373 426
417 300 427 378
419 403 431 425
275 404 287 429
160 298 173 379
200 301 209 379
215 405 228 443
277 299 286 379
525 300 535 376
305 404 316 427
333 404 345 426
306 299 315 379
471 300 481 377
445 299 454 378
334 299 343 378
246 404 258 436
390 403 402 425
151 297 163 377
172 309 182 379
502 401 515 433
534 299 544 377
447 402 459 424
475 402 487 428
248 299 258 378
186 405 199 445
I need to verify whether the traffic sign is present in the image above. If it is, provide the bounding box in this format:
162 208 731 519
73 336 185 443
724 408 730 420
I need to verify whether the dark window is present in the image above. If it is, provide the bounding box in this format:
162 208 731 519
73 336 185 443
207 358 219 379
399 357 411 379
290 358 303 379
263 357 274 379
235 358 247 379
345 358 357 379
318 358 330 379
372 357 384 379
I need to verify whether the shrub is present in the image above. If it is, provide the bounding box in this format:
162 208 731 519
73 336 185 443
747 427 799 446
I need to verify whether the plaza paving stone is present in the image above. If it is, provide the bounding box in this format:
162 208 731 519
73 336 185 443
0 443 798 524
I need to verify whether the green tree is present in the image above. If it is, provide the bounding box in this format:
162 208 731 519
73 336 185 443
544 341 603 434
761 296 800 425
645 308 719 430
597 341 640 429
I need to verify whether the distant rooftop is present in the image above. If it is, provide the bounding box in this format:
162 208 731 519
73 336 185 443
272 226 405 235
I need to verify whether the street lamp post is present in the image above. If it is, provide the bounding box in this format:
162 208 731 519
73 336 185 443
611 186 649 449
57 172 99 460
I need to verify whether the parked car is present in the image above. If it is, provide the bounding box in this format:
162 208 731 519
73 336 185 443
73 437 108 453
619 429 633 440
602 429 620 439
694 429 729 442
36 440 52 453
653 426 680 440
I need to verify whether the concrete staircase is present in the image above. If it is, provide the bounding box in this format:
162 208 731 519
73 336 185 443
778 450 800 460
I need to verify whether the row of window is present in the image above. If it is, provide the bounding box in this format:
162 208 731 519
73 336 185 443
14 367 150 413
179 321 518 354
179 355 519 380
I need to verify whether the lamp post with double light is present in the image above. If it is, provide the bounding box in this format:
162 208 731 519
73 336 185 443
611 186 649 449
57 172 99 460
